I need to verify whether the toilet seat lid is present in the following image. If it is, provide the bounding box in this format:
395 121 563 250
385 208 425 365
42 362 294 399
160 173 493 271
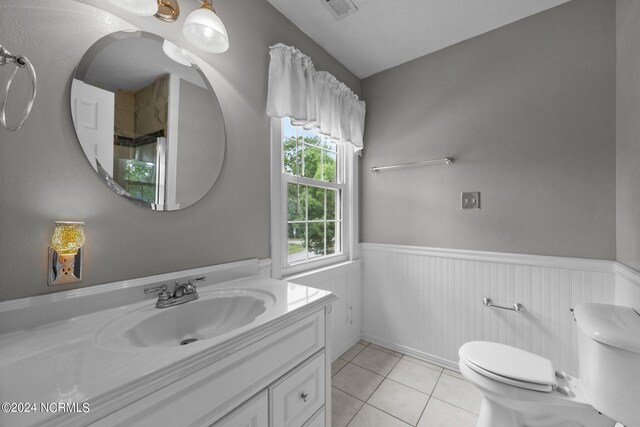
459 341 556 387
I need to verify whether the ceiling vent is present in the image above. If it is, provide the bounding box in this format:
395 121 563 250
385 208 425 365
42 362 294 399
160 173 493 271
322 0 358 20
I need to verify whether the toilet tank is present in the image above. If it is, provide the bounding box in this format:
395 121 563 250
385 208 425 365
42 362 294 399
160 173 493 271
574 303 640 426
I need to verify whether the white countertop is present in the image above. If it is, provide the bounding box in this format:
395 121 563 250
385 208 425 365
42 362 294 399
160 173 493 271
0 275 334 427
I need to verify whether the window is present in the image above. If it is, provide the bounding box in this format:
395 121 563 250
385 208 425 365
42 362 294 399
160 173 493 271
271 118 357 277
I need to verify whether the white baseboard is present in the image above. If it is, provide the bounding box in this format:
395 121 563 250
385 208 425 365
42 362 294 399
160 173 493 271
361 334 459 372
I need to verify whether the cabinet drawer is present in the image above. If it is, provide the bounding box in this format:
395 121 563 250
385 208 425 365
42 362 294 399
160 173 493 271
212 390 267 427
270 351 325 427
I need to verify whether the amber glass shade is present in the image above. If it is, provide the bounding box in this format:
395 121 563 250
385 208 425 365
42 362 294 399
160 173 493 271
51 221 86 255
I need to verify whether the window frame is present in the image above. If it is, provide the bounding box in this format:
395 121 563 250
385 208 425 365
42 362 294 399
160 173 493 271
270 118 358 278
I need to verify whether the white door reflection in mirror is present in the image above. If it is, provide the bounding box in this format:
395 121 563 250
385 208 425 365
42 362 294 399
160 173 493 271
71 81 115 176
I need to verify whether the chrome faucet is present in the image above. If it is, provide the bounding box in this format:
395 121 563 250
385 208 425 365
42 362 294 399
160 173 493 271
144 276 204 308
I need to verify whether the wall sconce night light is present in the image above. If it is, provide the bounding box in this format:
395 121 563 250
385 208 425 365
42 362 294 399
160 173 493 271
48 221 85 286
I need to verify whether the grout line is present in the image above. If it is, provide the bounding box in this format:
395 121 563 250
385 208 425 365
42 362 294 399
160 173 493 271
332 360 349 378
332 380 370 403
368 343 404 357
345 399 367 427
429 396 480 417
345 343 368 361
349 351 402 377
416 370 443 425
384 377 432 397
359 403 415 426
344 405 361 427
342 362 386 380
331 386 365 427
332 385 366 404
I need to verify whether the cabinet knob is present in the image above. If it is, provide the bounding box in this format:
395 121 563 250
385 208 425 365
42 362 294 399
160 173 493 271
300 392 309 402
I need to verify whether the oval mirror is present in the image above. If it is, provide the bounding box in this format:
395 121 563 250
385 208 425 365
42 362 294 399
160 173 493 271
71 30 225 211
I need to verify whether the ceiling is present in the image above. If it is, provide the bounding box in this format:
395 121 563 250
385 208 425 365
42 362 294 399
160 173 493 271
265 0 571 78
83 34 206 92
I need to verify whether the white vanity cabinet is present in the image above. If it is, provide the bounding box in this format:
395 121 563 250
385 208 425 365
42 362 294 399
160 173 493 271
213 391 268 427
90 309 329 427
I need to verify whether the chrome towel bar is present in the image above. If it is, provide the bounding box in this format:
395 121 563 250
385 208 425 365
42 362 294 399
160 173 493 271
483 298 525 313
370 157 454 173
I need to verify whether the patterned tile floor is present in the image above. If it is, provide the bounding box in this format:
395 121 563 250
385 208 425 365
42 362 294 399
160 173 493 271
331 341 481 427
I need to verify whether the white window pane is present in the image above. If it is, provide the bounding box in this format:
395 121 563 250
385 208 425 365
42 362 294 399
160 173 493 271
322 150 337 182
283 137 299 175
282 117 297 138
307 186 324 221
326 190 337 221
302 143 321 179
287 183 306 222
307 222 324 258
326 221 336 255
288 223 306 263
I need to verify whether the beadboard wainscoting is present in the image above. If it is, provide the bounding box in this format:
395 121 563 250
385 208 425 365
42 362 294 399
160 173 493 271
286 261 362 361
615 263 640 312
361 243 616 375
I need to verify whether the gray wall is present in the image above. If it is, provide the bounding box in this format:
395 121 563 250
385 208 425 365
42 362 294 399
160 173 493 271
0 0 359 301
616 0 640 272
361 0 616 260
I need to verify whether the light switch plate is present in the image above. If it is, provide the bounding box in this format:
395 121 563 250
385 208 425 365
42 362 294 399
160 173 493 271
462 192 481 210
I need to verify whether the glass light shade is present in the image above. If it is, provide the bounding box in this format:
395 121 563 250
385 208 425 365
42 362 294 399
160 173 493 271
183 7 229 53
51 222 86 256
106 0 158 16
162 40 194 66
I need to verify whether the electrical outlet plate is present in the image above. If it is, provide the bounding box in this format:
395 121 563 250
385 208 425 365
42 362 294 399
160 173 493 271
462 192 480 210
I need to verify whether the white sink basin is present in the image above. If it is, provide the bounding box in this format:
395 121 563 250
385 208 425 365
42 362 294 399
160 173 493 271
97 289 276 348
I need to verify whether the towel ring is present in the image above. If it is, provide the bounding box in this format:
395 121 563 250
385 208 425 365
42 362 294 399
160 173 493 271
0 45 37 132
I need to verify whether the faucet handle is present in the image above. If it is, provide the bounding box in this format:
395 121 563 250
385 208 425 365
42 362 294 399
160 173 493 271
144 284 171 301
188 276 206 285
182 277 204 295
144 284 167 294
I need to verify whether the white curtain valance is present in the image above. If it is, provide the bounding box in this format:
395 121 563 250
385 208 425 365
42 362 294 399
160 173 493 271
266 43 365 151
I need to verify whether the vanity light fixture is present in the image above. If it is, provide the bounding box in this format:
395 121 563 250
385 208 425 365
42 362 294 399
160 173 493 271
106 0 158 16
107 0 230 53
182 0 229 53
156 0 180 21
48 221 85 286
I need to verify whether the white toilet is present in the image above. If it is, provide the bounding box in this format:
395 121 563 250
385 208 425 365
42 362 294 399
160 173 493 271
459 303 640 427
